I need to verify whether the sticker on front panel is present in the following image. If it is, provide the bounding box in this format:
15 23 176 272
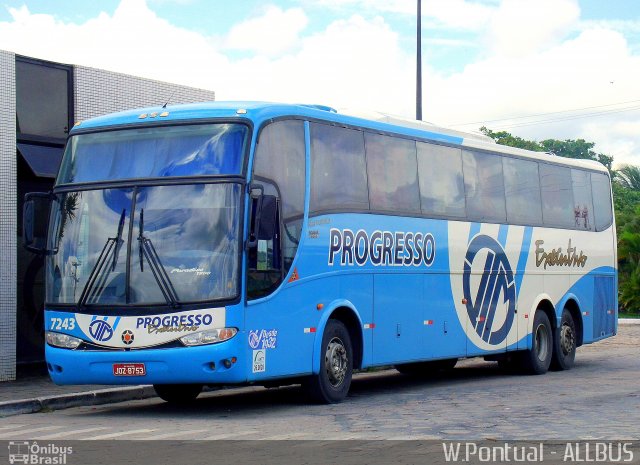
252 349 266 373
248 329 278 350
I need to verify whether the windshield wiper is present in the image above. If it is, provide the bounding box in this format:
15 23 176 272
77 209 126 307
137 208 181 308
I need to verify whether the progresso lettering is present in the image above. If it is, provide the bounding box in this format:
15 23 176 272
328 228 436 267
136 313 213 329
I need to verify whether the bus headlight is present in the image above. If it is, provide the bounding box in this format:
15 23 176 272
180 328 238 346
46 331 82 349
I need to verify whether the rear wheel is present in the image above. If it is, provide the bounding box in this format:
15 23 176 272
550 309 577 371
304 319 353 404
521 311 553 375
153 384 202 404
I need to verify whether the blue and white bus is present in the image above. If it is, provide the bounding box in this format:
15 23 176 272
23 102 617 403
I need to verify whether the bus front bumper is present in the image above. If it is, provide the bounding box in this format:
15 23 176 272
45 337 247 385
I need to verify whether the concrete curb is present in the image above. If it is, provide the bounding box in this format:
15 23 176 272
0 385 156 418
619 318 640 325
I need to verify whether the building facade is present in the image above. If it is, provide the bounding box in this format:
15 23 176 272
0 50 216 381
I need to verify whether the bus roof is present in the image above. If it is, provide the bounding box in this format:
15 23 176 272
71 101 609 174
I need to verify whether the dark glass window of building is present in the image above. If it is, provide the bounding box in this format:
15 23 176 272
16 58 72 142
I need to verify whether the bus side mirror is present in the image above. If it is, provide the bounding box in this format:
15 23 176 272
23 192 53 255
257 195 278 240
247 184 278 249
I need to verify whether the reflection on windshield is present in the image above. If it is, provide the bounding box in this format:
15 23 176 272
47 184 241 306
58 124 247 184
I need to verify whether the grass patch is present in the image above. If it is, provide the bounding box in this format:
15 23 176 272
619 312 640 319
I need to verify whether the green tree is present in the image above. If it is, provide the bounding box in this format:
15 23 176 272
615 164 640 190
480 128 614 173
618 206 640 312
479 127 543 152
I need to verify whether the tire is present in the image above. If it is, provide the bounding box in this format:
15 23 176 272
304 319 353 404
521 311 553 375
396 358 457 376
550 309 577 371
153 384 202 404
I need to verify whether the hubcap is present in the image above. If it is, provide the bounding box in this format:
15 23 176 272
560 322 575 356
325 337 348 388
535 323 550 362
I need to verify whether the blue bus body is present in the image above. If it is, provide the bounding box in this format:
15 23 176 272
38 102 617 400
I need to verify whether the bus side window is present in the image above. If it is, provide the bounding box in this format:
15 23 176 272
591 172 613 231
571 169 594 231
248 120 305 300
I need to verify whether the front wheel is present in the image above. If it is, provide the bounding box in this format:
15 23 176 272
304 319 353 404
153 384 202 404
550 309 577 371
521 311 553 375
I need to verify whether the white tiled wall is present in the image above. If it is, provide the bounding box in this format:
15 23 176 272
74 66 215 121
0 49 16 381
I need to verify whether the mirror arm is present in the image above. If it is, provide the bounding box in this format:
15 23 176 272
246 183 264 249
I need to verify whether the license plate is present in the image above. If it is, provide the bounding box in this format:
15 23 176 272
113 363 146 377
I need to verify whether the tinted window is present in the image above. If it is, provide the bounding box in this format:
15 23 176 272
365 133 420 213
592 172 613 231
253 120 306 277
254 121 305 220
417 143 465 218
539 164 574 228
310 124 369 212
16 60 70 140
462 151 506 222
58 124 247 183
571 169 594 231
503 157 542 225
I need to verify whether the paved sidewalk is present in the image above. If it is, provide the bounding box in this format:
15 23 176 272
0 319 638 417
0 365 153 417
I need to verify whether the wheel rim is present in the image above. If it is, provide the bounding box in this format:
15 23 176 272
325 337 348 388
560 322 575 356
534 323 550 362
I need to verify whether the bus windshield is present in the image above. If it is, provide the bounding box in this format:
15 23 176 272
46 183 241 306
57 123 248 184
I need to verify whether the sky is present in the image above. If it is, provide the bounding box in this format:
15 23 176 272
1 0 639 166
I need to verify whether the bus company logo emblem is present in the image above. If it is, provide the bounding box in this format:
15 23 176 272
89 318 114 342
463 235 516 345
121 330 134 345
248 329 278 350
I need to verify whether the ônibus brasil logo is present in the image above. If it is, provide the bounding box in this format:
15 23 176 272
463 235 516 345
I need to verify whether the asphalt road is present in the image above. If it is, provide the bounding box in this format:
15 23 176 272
0 326 637 441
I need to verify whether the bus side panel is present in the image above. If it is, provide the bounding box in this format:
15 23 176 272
425 272 467 360
244 279 324 381
244 273 373 381
372 274 423 364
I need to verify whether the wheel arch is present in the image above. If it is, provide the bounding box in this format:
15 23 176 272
562 297 584 347
311 300 364 374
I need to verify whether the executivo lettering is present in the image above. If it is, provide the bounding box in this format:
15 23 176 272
535 239 588 270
